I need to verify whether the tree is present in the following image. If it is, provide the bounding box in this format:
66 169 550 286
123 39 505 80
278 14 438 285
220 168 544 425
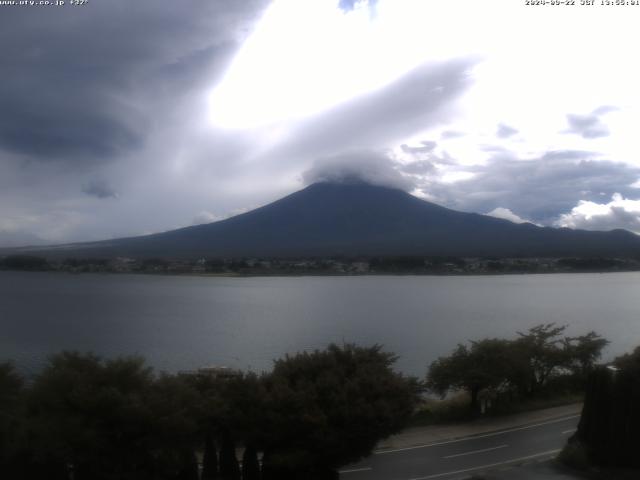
427 325 609 408
27 352 116 480
0 362 26 477
515 323 570 395
175 450 199 480
563 331 609 378
260 344 418 479
189 371 266 479
427 339 514 413
146 373 202 478
200 433 218 480
573 346 640 468
242 445 261 480
219 431 241 480
26 352 201 480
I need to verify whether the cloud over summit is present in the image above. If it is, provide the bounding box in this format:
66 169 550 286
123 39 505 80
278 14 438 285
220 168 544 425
303 151 414 191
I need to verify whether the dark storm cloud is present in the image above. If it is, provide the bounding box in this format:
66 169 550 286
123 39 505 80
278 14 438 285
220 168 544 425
496 123 518 138
0 95 143 161
82 179 118 200
0 0 268 164
422 150 640 223
0 0 273 244
561 105 618 139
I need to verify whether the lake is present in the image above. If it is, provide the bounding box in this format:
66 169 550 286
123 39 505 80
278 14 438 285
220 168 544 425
1 271 639 377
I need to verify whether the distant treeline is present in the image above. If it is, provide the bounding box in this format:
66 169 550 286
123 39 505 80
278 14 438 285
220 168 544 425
2 254 640 275
0 255 50 271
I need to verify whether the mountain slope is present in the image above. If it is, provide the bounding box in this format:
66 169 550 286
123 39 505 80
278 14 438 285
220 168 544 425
14 182 640 258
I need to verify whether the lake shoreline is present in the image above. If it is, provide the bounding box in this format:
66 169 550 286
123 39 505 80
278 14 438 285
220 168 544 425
3 266 640 279
4 254 640 277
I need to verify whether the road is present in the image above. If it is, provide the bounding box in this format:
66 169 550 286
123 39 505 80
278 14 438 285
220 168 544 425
339 414 579 480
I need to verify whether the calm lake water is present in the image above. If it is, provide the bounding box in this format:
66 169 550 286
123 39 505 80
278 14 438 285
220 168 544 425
1 271 639 377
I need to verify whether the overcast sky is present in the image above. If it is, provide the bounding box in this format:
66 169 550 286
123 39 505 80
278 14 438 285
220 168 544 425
2 0 640 246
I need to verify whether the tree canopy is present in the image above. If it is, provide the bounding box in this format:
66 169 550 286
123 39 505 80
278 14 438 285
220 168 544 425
22 352 202 480
427 324 608 413
427 339 515 413
1 345 418 479
260 344 419 478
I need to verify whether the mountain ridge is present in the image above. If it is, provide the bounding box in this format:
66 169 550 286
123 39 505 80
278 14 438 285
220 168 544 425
6 182 640 259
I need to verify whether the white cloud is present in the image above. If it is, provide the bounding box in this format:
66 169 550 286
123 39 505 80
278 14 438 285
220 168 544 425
486 207 528 224
555 193 640 234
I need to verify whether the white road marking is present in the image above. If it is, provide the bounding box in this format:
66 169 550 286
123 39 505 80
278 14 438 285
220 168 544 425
443 444 508 459
339 467 372 474
561 428 577 435
408 449 561 480
375 415 579 455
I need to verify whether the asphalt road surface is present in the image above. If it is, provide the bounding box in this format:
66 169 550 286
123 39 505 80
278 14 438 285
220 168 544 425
339 414 580 480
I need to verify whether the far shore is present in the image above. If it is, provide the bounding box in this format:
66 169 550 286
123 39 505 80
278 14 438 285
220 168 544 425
3 253 640 278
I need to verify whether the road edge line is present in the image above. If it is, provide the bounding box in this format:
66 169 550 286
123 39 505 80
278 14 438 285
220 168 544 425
375 414 580 455
408 448 561 480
